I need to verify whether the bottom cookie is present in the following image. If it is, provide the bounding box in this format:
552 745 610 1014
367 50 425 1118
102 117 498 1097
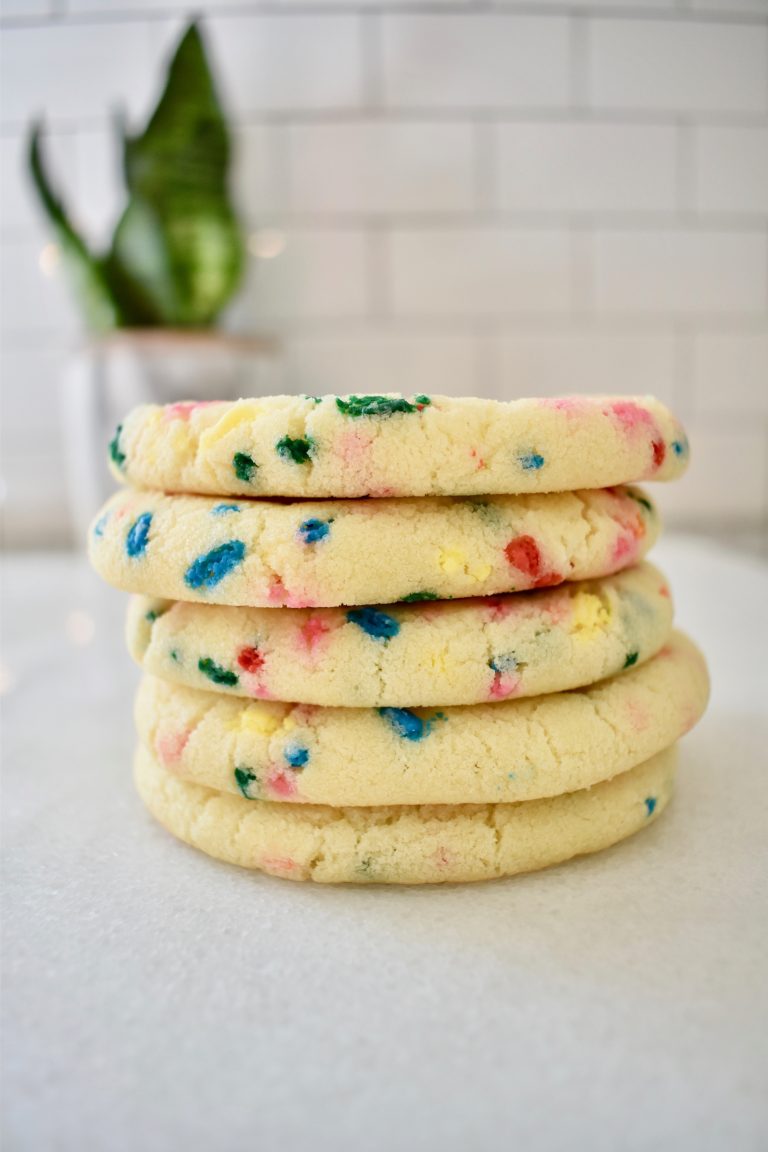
134 742 677 885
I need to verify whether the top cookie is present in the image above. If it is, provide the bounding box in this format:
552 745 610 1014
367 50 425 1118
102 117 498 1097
109 393 689 499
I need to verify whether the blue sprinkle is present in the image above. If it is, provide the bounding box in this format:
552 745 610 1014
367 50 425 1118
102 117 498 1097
298 517 332 544
284 744 310 769
378 707 426 741
644 796 657 816
212 503 241 516
184 540 246 590
489 652 518 674
671 439 688 457
519 452 545 471
92 512 109 539
126 512 152 558
347 607 400 641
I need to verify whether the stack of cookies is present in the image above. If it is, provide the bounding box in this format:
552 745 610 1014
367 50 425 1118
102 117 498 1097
89 394 709 884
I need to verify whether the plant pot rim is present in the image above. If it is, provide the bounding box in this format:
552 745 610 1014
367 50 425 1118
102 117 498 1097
85 329 278 354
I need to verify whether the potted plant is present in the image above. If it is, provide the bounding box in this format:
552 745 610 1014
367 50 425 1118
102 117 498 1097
28 20 276 536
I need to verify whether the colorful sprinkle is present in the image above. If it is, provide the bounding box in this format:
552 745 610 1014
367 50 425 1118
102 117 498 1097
234 766 258 798
237 645 265 673
126 512 152 558
518 452 545 471
92 513 109 539
504 535 541 579
276 436 315 465
651 439 666 468
184 541 246 590
672 438 688 457
212 503 241 515
626 490 654 514
335 395 431 418
347 607 401 641
109 424 126 469
198 657 239 687
170 649 181 663
298 517 332 544
284 744 310 769
623 651 639 669
489 653 519 675
644 796 657 816
144 607 166 624
399 590 439 602
378 707 426 741
232 452 257 483
155 728 190 765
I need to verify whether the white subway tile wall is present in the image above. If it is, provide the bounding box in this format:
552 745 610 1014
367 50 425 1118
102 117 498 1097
0 0 766 548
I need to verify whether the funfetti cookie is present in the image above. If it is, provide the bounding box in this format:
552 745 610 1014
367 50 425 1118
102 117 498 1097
89 485 658 609
127 562 674 708
109 393 689 499
135 631 708 807
134 742 679 885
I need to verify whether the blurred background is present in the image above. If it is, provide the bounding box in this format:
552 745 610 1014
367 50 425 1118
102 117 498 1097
0 0 766 550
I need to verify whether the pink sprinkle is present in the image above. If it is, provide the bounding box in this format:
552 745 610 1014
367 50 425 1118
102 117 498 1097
164 400 223 422
658 584 670 599
155 728 190 767
484 597 520 622
490 672 521 700
611 532 639 568
627 700 651 732
268 771 298 799
336 428 374 467
297 616 331 654
432 846 453 869
261 854 297 874
266 579 315 609
469 447 487 471
244 681 276 701
607 400 655 432
538 397 582 414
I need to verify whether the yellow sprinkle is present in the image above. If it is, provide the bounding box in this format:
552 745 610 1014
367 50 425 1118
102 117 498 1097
239 707 282 737
199 402 263 449
469 562 492 581
439 548 466 575
570 592 610 640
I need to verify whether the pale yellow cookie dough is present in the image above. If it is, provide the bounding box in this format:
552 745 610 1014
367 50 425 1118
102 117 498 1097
134 742 679 884
90 485 658 608
109 393 689 498
127 562 674 708
136 631 708 807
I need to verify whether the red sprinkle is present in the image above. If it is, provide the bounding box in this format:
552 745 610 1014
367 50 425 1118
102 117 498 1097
504 535 542 579
652 439 666 468
504 535 563 588
238 646 265 673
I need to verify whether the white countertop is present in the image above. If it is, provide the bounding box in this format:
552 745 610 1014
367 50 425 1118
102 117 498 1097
3 537 767 1152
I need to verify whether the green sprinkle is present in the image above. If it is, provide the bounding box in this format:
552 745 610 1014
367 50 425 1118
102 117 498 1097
335 395 431 418
627 490 654 514
276 436 315 465
399 590 439 603
233 452 257 483
198 657 239 687
170 649 181 663
234 767 258 798
109 424 126 469
624 651 639 668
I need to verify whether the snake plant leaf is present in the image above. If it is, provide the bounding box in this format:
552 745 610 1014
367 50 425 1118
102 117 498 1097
27 124 121 331
109 21 244 326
